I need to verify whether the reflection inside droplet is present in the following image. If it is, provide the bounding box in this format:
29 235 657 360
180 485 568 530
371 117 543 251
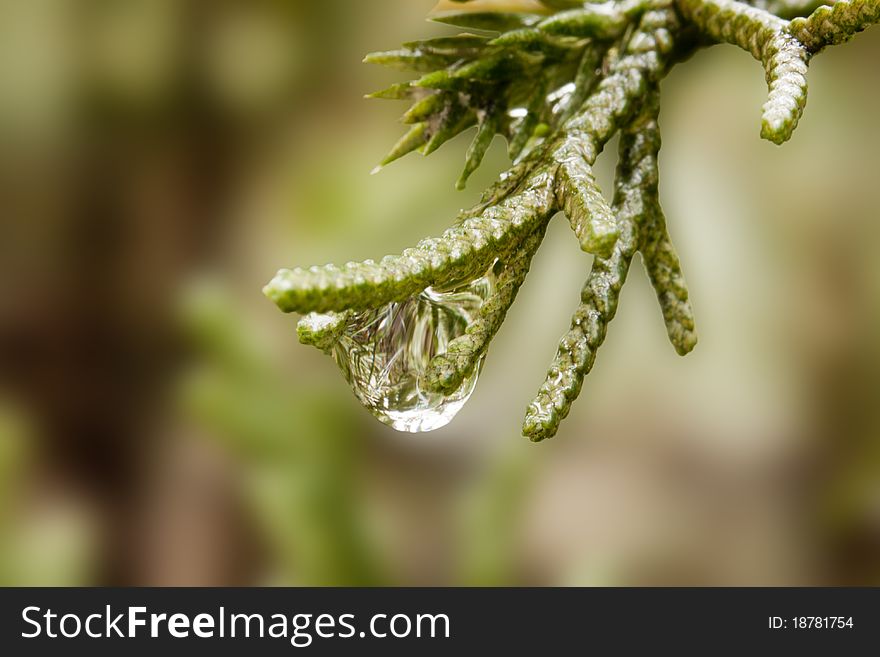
312 267 495 433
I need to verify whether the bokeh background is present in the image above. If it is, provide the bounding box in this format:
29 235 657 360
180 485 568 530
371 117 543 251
1 0 878 586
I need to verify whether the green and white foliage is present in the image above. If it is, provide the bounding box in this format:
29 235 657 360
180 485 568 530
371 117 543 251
265 0 879 440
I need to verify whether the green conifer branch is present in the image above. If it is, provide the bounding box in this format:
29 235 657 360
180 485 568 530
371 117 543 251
789 0 880 52
677 0 810 144
556 140 620 257
523 85 664 441
628 88 698 357
263 0 878 440
678 0 878 143
642 215 699 357
264 166 557 314
561 6 680 154
422 227 547 395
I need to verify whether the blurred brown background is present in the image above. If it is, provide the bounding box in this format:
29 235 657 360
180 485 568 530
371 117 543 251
0 0 878 586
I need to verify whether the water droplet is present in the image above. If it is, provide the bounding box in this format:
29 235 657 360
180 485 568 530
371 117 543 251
318 268 495 433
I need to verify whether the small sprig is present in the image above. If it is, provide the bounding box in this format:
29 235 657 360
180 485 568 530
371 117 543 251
637 98 698 358
523 96 661 441
789 0 880 51
680 0 879 143
264 0 879 440
422 226 547 395
677 0 810 144
555 139 620 258
264 166 557 314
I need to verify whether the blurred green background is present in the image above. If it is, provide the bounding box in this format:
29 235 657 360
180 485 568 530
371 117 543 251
1 0 878 586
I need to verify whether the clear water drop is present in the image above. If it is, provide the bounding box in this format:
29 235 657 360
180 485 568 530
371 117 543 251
317 269 495 433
